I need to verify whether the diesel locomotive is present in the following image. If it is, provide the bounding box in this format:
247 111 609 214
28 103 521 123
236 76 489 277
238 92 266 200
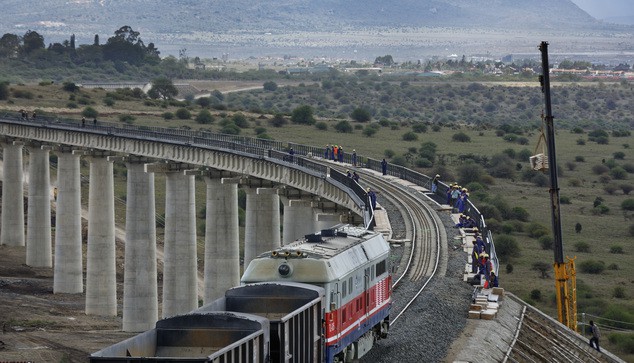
91 224 392 362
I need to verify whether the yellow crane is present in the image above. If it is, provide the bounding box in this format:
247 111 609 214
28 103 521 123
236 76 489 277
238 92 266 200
538 41 577 331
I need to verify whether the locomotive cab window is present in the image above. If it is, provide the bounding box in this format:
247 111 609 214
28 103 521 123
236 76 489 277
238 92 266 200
342 280 347 298
376 259 386 277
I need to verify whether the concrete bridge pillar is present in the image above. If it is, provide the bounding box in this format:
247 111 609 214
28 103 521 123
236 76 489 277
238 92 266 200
314 212 344 232
122 159 158 332
203 175 240 304
244 187 281 268
161 167 198 318
53 149 83 294
85 155 117 316
26 145 52 267
282 199 315 245
1 141 25 247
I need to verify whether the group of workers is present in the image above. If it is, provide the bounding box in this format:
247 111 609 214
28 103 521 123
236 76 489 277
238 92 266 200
447 183 469 213
470 232 498 289
325 144 358 166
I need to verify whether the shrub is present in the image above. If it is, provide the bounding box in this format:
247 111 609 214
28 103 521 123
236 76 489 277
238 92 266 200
610 245 624 254
607 263 619 270
494 235 521 261
607 332 634 354
350 108 371 122
591 205 610 215
527 222 549 238
384 149 395 158
539 235 553 250
315 122 327 130
62 82 78 92
506 264 513 274
81 106 98 119
103 97 115 106
567 179 582 187
452 132 471 142
363 126 378 137
412 123 427 133
578 260 605 274
621 184 634 195
575 241 591 253
576 138 586 145
611 166 628 180
162 112 174 120
604 183 619 195
262 81 278 91
531 262 551 278
575 155 585 162
560 196 571 204
119 114 135 124
613 151 626 160
66 102 78 108
195 110 214 124
13 89 34 99
335 121 353 133
232 113 249 128
592 164 609 174
291 105 316 125
565 161 576 171
269 114 287 127
621 199 634 211
530 289 542 301
402 131 418 141
623 163 634 173
613 287 626 298
511 206 530 222
175 108 191 119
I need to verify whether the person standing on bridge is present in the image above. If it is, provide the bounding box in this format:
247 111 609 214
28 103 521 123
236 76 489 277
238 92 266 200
431 174 440 193
81 117 86 127
381 158 387 175
589 321 601 352
352 149 357 167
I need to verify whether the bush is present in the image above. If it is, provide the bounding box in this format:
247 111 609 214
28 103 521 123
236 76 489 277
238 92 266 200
269 114 287 127
527 222 549 238
611 166 628 180
412 123 427 133
62 82 78 92
531 262 551 278
452 132 471 142
291 105 316 125
575 241 591 253
81 106 98 119
511 206 530 222
575 155 585 162
262 81 278 91
604 183 619 195
539 235 553 250
591 205 610 215
335 120 353 133
315 122 327 130
103 97 115 106
119 114 135 124
506 264 513 274
621 184 634 195
613 287 626 298
232 113 249 128
12 89 34 99
607 333 634 354
175 108 191 119
195 110 214 124
578 260 605 274
162 112 174 120
530 289 542 301
621 199 634 211
614 151 626 160
592 164 609 175
350 108 371 122
560 196 571 204
607 263 619 270
610 245 624 254
494 235 521 261
402 131 418 141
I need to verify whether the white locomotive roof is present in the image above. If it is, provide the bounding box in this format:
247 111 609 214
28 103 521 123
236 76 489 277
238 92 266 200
241 225 390 283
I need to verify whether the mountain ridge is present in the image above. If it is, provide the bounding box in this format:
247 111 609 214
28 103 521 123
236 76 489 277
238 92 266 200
1 0 632 59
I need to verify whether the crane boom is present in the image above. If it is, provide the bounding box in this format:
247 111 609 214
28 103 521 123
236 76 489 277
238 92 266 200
539 41 577 331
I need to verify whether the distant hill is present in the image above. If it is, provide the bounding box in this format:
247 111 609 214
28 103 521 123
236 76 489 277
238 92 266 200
0 0 631 59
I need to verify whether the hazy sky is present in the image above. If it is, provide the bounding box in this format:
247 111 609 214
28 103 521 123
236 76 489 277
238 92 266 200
571 0 633 19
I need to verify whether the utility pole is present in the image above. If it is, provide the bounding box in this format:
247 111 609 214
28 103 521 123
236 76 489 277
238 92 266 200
539 41 577 331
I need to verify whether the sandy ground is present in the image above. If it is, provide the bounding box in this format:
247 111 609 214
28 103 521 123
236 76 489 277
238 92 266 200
0 245 136 363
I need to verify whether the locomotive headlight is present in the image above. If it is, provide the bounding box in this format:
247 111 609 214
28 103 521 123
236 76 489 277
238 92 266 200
278 262 292 277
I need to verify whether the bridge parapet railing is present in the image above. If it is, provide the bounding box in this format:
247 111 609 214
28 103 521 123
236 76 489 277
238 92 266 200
0 112 494 264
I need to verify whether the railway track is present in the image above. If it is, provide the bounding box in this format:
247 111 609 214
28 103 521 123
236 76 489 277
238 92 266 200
326 163 447 326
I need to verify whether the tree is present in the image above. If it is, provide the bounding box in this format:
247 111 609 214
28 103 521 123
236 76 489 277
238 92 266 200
263 81 278 91
374 55 394 66
291 105 316 125
103 25 146 65
350 108 371 122
148 77 178 100
0 33 21 58
93 34 100 46
22 30 44 54
70 34 76 49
